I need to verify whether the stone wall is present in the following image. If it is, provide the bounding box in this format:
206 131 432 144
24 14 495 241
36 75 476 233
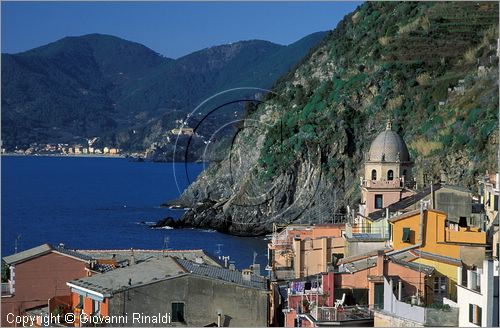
108 275 268 326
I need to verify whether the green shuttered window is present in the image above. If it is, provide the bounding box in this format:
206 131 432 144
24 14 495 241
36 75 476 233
402 227 411 242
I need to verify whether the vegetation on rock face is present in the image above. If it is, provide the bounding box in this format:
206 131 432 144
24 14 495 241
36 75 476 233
258 1 498 192
1 32 327 152
178 2 499 235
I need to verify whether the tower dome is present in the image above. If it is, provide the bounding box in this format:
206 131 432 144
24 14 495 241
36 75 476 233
368 121 410 162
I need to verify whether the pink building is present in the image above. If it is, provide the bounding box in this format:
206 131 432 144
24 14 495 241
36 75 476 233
360 121 414 216
1 244 92 326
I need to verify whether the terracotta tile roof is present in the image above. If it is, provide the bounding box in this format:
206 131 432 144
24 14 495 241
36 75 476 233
68 257 267 296
368 184 441 221
176 258 267 290
3 244 91 265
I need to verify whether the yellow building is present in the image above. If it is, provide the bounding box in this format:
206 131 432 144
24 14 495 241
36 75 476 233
388 207 486 301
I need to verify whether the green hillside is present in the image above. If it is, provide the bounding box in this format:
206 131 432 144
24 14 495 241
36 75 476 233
176 1 499 235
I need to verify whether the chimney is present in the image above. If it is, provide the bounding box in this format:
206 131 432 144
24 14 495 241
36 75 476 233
229 263 236 271
377 250 385 276
242 269 252 282
129 248 136 265
58 243 65 249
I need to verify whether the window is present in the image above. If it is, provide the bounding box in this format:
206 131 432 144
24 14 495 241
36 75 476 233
332 253 344 268
172 302 185 322
92 300 100 316
494 195 499 211
433 277 448 303
371 169 377 180
77 295 84 309
403 169 407 177
402 228 411 242
387 170 394 181
375 194 383 209
459 217 468 228
469 304 482 325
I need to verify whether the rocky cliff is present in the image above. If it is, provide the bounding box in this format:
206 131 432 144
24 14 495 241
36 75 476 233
173 2 499 236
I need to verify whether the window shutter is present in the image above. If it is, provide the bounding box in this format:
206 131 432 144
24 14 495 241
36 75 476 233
402 228 411 242
477 306 482 325
469 304 473 323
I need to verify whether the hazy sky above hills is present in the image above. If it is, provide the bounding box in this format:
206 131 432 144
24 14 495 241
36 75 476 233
2 1 361 58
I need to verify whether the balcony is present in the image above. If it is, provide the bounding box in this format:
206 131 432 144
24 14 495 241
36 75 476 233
2 281 13 297
381 277 459 326
362 178 403 189
345 223 390 240
311 305 374 325
445 226 486 244
271 229 290 247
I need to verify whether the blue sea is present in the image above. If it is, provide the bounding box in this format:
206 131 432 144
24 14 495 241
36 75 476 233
1 156 268 269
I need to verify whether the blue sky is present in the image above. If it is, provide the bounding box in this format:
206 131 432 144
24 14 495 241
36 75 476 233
2 1 361 58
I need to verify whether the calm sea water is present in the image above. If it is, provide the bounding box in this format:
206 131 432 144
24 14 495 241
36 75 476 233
1 156 267 269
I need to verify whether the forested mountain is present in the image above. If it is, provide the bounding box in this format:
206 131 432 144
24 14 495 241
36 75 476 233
1 32 327 152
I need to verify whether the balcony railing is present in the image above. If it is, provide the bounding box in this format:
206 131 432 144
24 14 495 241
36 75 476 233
362 179 403 189
289 287 324 296
2 282 13 296
346 224 391 239
312 306 373 322
272 230 290 246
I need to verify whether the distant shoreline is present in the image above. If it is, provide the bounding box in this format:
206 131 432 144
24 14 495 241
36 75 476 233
1 153 126 159
1 154 209 165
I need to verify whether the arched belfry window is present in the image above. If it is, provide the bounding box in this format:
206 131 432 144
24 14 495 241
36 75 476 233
387 170 394 181
371 169 377 180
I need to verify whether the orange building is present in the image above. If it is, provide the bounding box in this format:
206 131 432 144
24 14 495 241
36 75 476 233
389 207 486 261
268 224 345 280
388 206 487 301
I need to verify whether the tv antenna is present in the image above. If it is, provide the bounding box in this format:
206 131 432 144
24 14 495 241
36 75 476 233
14 234 21 254
163 236 170 250
216 244 223 256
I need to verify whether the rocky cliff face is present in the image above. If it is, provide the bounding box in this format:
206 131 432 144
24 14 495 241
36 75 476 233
173 2 499 236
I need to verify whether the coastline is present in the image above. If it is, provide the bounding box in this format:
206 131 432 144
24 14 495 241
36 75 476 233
1 153 126 159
